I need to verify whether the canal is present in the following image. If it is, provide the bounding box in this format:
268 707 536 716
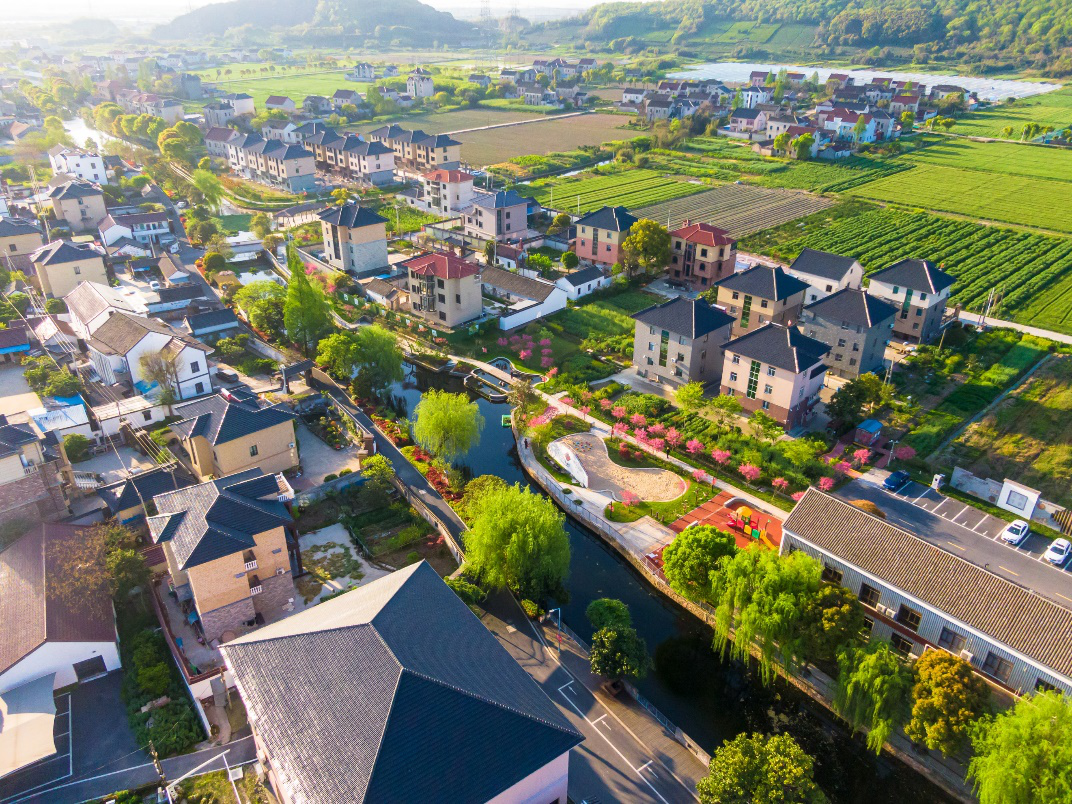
389 362 954 803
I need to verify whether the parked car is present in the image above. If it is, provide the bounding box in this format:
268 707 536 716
1044 538 1071 566
216 367 239 383
1001 520 1031 546
883 470 911 492
149 280 162 290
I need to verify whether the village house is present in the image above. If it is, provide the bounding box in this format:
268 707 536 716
645 97 673 121
555 265 611 300
319 202 390 277
571 206 637 268
331 89 362 110
64 280 147 339
0 217 44 262
0 415 68 528
800 288 898 380
31 240 108 298
204 126 240 157
632 296 735 388
407 69 435 98
499 67 535 84
713 264 811 337
418 169 475 216
866 258 955 343
482 265 567 330
47 146 108 185
169 390 299 482
98 211 171 246
220 562 582 804
728 107 767 134
86 311 213 399
46 180 108 233
364 277 405 311
148 469 297 643
720 323 829 428
783 489 1072 696
750 70 773 86
272 201 328 230
889 94 921 116
185 308 240 341
468 73 491 88
264 96 296 113
261 120 300 143
621 87 648 105
203 102 236 128
225 134 317 193
668 222 737 291
740 86 773 109
403 251 482 329
785 248 865 303
96 463 191 527
302 95 331 114
366 124 462 172
303 129 395 185
463 189 530 242
220 92 255 116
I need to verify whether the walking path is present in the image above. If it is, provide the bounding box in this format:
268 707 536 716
958 310 1072 345
445 111 587 135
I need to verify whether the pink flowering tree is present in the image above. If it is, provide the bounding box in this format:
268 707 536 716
665 427 682 450
541 347 552 355
772 477 790 494
630 413 647 427
539 338 552 346
648 422 666 437
834 460 853 477
509 335 521 343
738 463 761 484
541 357 553 368
633 427 648 441
621 490 641 508
560 396 573 408
819 476 836 492
894 445 917 461
543 406 559 419
547 367 558 378
650 438 666 454
519 349 532 360
497 337 508 347
611 422 628 438
852 448 871 467
686 439 704 455
612 406 626 421
600 398 613 411
581 390 593 401
692 469 708 483
791 491 806 502
580 405 591 419
711 448 731 465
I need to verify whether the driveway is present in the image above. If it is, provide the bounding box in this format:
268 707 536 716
293 422 363 489
75 447 157 485
838 471 1072 609
0 366 40 423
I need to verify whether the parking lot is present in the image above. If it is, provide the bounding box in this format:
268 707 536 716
838 472 1072 610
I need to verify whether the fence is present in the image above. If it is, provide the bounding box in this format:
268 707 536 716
293 472 366 506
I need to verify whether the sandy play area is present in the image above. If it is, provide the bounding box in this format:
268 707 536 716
553 433 687 502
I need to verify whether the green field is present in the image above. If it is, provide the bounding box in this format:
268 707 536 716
766 24 819 47
898 137 1072 182
196 70 367 108
712 21 780 43
525 168 705 212
744 204 1072 334
351 107 546 136
954 88 1072 139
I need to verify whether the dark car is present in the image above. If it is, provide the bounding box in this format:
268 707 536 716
883 470 911 492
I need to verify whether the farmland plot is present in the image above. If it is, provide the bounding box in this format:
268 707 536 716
953 87 1072 139
635 184 834 237
526 169 706 213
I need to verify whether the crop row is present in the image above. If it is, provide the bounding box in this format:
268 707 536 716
636 184 833 237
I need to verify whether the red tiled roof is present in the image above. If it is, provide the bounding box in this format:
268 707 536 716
405 252 479 280
424 169 474 183
671 221 735 247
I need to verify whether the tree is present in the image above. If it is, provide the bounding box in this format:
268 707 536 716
663 525 736 603
773 131 791 153
235 279 285 311
586 598 631 631
47 522 146 606
465 483 570 600
561 250 579 270
189 169 223 212
792 133 814 159
697 732 826 804
45 298 67 314
620 219 671 278
834 641 913 754
45 369 81 397
508 378 538 417
852 117 868 142
284 248 331 355
352 325 404 399
707 394 743 430
748 409 783 443
140 350 181 397
483 239 497 265
549 212 571 233
800 583 866 666
827 374 889 426
589 626 649 681
457 474 508 523
316 331 360 378
249 212 271 238
202 251 227 274
413 388 484 463
674 381 705 411
900 110 915 129
63 433 91 462
710 547 821 684
905 651 988 756
968 690 1072 803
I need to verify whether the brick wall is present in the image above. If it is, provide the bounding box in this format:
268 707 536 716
0 463 68 527
252 570 295 619
200 595 256 642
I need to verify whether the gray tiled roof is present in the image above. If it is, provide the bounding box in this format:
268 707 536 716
632 297 735 339
0 416 38 459
785 489 1072 679
788 248 860 282
185 308 239 332
723 323 829 373
575 205 637 233
717 264 810 301
0 217 42 238
88 311 210 356
470 189 528 211
481 265 556 302
169 391 294 447
559 265 605 288
869 259 954 293
804 288 897 329
32 240 102 267
46 180 102 201
319 202 388 229
147 469 292 570
220 562 582 803
96 463 191 515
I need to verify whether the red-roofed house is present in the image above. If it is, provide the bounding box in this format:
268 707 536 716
889 94 921 116
420 169 475 216
264 95 296 113
404 252 483 328
669 221 737 291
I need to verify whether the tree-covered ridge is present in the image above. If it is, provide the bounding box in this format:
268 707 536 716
554 0 1072 75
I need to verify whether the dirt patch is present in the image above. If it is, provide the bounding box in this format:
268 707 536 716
378 531 458 577
554 432 687 502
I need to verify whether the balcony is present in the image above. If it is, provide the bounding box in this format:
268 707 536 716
243 551 258 572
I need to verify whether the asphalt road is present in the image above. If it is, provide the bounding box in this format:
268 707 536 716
838 473 1072 610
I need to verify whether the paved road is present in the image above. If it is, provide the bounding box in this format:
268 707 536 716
838 473 1072 610
481 590 698 804
958 310 1072 345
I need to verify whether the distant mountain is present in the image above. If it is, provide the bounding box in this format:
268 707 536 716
155 0 475 43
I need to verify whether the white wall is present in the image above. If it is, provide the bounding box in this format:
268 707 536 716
497 288 568 330
486 751 569 804
0 640 121 694
556 274 611 301
95 403 169 438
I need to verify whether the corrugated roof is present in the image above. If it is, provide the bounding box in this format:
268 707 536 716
723 322 829 373
221 562 582 803
632 297 735 339
785 490 1072 680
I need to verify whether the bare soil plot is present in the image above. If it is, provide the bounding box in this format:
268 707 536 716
556 432 687 502
465 113 632 166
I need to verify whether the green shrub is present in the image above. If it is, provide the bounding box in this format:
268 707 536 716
324 473 338 482
404 550 421 565
63 433 91 463
136 662 171 697
339 468 353 476
521 599 544 618
445 577 486 605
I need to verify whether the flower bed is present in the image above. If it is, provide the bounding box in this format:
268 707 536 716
371 414 410 447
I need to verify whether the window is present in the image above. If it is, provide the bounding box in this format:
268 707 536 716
455 294 461 304
919 293 927 301
938 627 966 653
731 354 740 364
766 366 776 377
731 291 739 300
649 326 655 335
194 382 204 394
248 444 260 457
837 338 846 347
821 564 843 584
761 400 770 410
763 383 772 394
1036 679 1059 693
677 353 685 362
190 361 200 373
746 360 761 399
74 266 81 275
700 247 708 258
438 311 446 321
436 278 444 289
862 616 874 640
982 652 1013 683
858 583 880 607
438 294 445 303
835 354 843 362
729 371 738 382
646 356 654 365
890 632 914 658
895 604 922 632
849 358 857 366
892 286 900 294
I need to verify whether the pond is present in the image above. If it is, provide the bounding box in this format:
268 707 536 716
62 117 122 151
385 361 955 803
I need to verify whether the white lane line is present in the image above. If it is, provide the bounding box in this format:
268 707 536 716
592 714 607 725
952 506 974 524
557 690 671 804
913 488 930 502
639 760 654 772
558 680 574 693
973 518 991 534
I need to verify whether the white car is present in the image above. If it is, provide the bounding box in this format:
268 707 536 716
1044 538 1071 567
1001 520 1031 546
149 280 162 291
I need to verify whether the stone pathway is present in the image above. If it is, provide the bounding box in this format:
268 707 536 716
556 432 686 502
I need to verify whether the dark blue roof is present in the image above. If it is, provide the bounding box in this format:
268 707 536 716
170 392 294 447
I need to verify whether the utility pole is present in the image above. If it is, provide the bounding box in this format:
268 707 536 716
149 739 166 788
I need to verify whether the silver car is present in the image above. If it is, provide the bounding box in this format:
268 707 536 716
1001 520 1030 546
1044 538 1071 567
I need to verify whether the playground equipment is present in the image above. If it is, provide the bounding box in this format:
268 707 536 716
728 505 766 541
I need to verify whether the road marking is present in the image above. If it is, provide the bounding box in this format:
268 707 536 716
1057 593 1072 603
998 565 1020 576
913 488 930 502
639 760 653 772
558 680 574 693
592 714 607 725
946 542 966 551
973 518 992 534
952 506 973 524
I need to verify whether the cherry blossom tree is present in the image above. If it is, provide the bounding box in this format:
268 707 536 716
548 367 558 378
621 490 641 507
648 422 665 437
835 460 853 476
612 406 626 420
560 396 573 407
852 448 871 466
772 477 790 494
686 439 704 454
791 491 805 502
580 405 591 419
630 413 647 427
611 422 628 438
650 438 665 454
894 445 917 461
519 349 532 360
819 476 836 492
665 428 682 449
711 448 731 465
738 463 761 484
634 427 648 441
600 398 613 411
497 337 508 346
692 469 708 482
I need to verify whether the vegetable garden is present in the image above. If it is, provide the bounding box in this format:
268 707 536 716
635 184 834 237
525 169 705 213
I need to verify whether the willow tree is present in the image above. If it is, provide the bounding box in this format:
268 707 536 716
662 525 735 603
283 247 331 355
413 388 484 464
833 641 914 754
709 546 820 684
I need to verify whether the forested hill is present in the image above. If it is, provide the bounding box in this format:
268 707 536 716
155 0 475 43
545 0 1072 76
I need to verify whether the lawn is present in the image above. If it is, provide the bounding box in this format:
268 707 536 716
195 69 368 108
525 168 706 213
216 213 252 233
468 113 632 167
945 356 1072 506
953 88 1072 139
369 199 441 235
742 203 1072 334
